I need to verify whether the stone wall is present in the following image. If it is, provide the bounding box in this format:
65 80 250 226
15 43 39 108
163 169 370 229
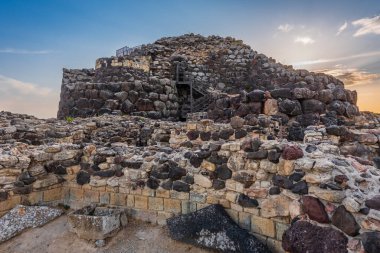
58 34 359 122
208 86 359 126
1 111 380 252
57 67 179 119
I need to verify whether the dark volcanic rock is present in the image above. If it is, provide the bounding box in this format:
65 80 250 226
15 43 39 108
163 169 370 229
215 164 232 180
212 179 225 190
220 129 234 140
268 150 281 163
362 232 380 253
247 90 265 102
182 175 194 185
187 130 200 140
93 169 115 178
287 123 304 141
326 125 348 136
242 138 262 152
234 129 247 139
278 99 302 116
169 167 187 180
334 174 349 184
291 180 308 195
272 175 293 189
189 154 203 168
365 195 380 211
237 194 259 208
296 113 320 127
289 172 305 182
167 204 270 253
331 205 360 236
76 171 90 185
147 177 160 189
271 88 293 99
200 132 211 141
161 179 173 190
246 150 268 160
0 191 9 201
172 181 190 192
301 196 329 223
301 99 325 114
373 157 380 169
269 186 281 195
282 145 303 160
282 221 348 253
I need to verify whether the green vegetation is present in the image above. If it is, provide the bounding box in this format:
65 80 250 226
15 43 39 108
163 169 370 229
65 116 74 123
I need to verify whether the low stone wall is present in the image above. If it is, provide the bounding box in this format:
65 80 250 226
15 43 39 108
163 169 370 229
57 67 179 119
1 111 380 252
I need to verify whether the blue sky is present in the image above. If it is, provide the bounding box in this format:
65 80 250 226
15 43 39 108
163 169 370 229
1 0 380 117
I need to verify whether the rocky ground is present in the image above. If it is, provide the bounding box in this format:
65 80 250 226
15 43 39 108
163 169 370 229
0 214 212 253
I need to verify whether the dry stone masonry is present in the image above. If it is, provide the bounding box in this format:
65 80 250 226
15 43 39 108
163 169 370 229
58 34 358 125
1 34 380 253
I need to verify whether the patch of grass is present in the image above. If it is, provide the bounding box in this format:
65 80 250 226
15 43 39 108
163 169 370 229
65 116 74 123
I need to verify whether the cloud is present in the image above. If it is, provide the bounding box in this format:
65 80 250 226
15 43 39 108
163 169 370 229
316 65 380 87
292 50 380 66
336 21 348 36
294 36 315 45
278 24 294 33
352 15 380 37
0 48 52 54
0 75 59 118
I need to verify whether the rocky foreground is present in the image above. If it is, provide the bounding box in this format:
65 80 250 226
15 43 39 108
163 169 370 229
1 110 380 252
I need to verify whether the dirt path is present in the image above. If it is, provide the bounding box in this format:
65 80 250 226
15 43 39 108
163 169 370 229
0 215 212 253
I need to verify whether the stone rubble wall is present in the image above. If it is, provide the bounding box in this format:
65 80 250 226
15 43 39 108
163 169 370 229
1 111 380 252
57 67 179 119
58 34 359 122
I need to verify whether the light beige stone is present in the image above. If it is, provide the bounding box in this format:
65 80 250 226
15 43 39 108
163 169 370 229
277 159 294 176
200 160 216 172
251 215 276 238
261 195 291 218
264 99 278 115
309 186 346 203
194 174 212 188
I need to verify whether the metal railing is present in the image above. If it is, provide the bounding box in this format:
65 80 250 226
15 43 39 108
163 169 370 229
116 45 142 57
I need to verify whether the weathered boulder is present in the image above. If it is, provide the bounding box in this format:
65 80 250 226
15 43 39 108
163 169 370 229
167 204 270 253
365 195 380 211
282 221 348 253
331 205 360 236
362 232 380 253
278 99 302 116
282 145 303 160
301 196 329 223
0 205 63 243
302 99 325 114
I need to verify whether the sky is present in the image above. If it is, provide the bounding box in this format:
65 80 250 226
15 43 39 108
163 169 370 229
0 0 380 118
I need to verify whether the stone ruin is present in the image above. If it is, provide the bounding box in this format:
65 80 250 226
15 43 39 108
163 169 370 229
57 33 358 125
1 34 380 253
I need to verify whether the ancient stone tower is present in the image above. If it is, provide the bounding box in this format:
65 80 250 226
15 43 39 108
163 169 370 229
58 34 359 125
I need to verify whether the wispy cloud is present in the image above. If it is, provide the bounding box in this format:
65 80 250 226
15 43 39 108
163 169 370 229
292 51 380 66
316 65 380 87
294 36 315 45
352 15 380 37
336 21 348 36
0 48 52 54
0 75 59 118
278 24 294 33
